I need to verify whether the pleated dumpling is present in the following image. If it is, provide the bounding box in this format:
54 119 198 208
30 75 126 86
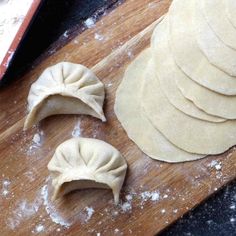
47 138 127 204
24 62 106 130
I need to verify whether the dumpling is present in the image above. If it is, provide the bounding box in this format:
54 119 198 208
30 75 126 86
47 138 127 204
24 62 106 130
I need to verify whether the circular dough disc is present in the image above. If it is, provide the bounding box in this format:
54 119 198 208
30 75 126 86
142 62 236 155
152 15 236 120
175 59 236 120
114 49 204 162
151 17 225 123
194 0 236 76
200 0 236 50
168 0 236 95
225 0 236 29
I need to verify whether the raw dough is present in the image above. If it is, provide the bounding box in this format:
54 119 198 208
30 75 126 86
24 62 106 130
142 60 236 155
225 0 236 29
152 16 236 120
200 0 236 50
194 0 236 76
168 0 236 95
151 17 225 123
114 49 204 162
47 137 127 204
175 61 236 120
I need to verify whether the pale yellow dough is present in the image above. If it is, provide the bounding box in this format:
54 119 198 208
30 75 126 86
151 17 225 123
142 61 236 155
114 49 204 162
115 0 236 160
225 0 236 29
175 61 236 120
169 0 236 95
24 62 106 130
153 16 236 120
194 0 236 76
47 138 127 204
200 0 236 50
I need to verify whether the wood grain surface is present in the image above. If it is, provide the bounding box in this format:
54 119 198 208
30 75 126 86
0 0 236 235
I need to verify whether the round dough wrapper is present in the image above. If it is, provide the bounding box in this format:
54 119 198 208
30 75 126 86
175 61 236 120
151 17 225 123
114 49 204 162
48 137 127 204
24 62 106 130
142 62 236 155
152 15 236 120
194 0 236 76
169 0 236 95
200 0 236 50
225 0 236 29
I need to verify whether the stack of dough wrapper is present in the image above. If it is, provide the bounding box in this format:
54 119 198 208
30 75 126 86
115 0 236 162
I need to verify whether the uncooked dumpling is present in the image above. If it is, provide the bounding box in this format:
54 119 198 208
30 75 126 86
47 138 127 204
24 62 106 130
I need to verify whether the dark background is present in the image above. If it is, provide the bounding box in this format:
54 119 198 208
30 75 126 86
3 0 236 235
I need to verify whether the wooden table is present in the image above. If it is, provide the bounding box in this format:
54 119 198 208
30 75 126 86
0 0 236 235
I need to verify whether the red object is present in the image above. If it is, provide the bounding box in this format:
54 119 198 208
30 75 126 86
0 0 42 81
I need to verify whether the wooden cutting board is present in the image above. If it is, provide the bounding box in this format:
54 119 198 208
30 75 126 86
0 0 236 235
